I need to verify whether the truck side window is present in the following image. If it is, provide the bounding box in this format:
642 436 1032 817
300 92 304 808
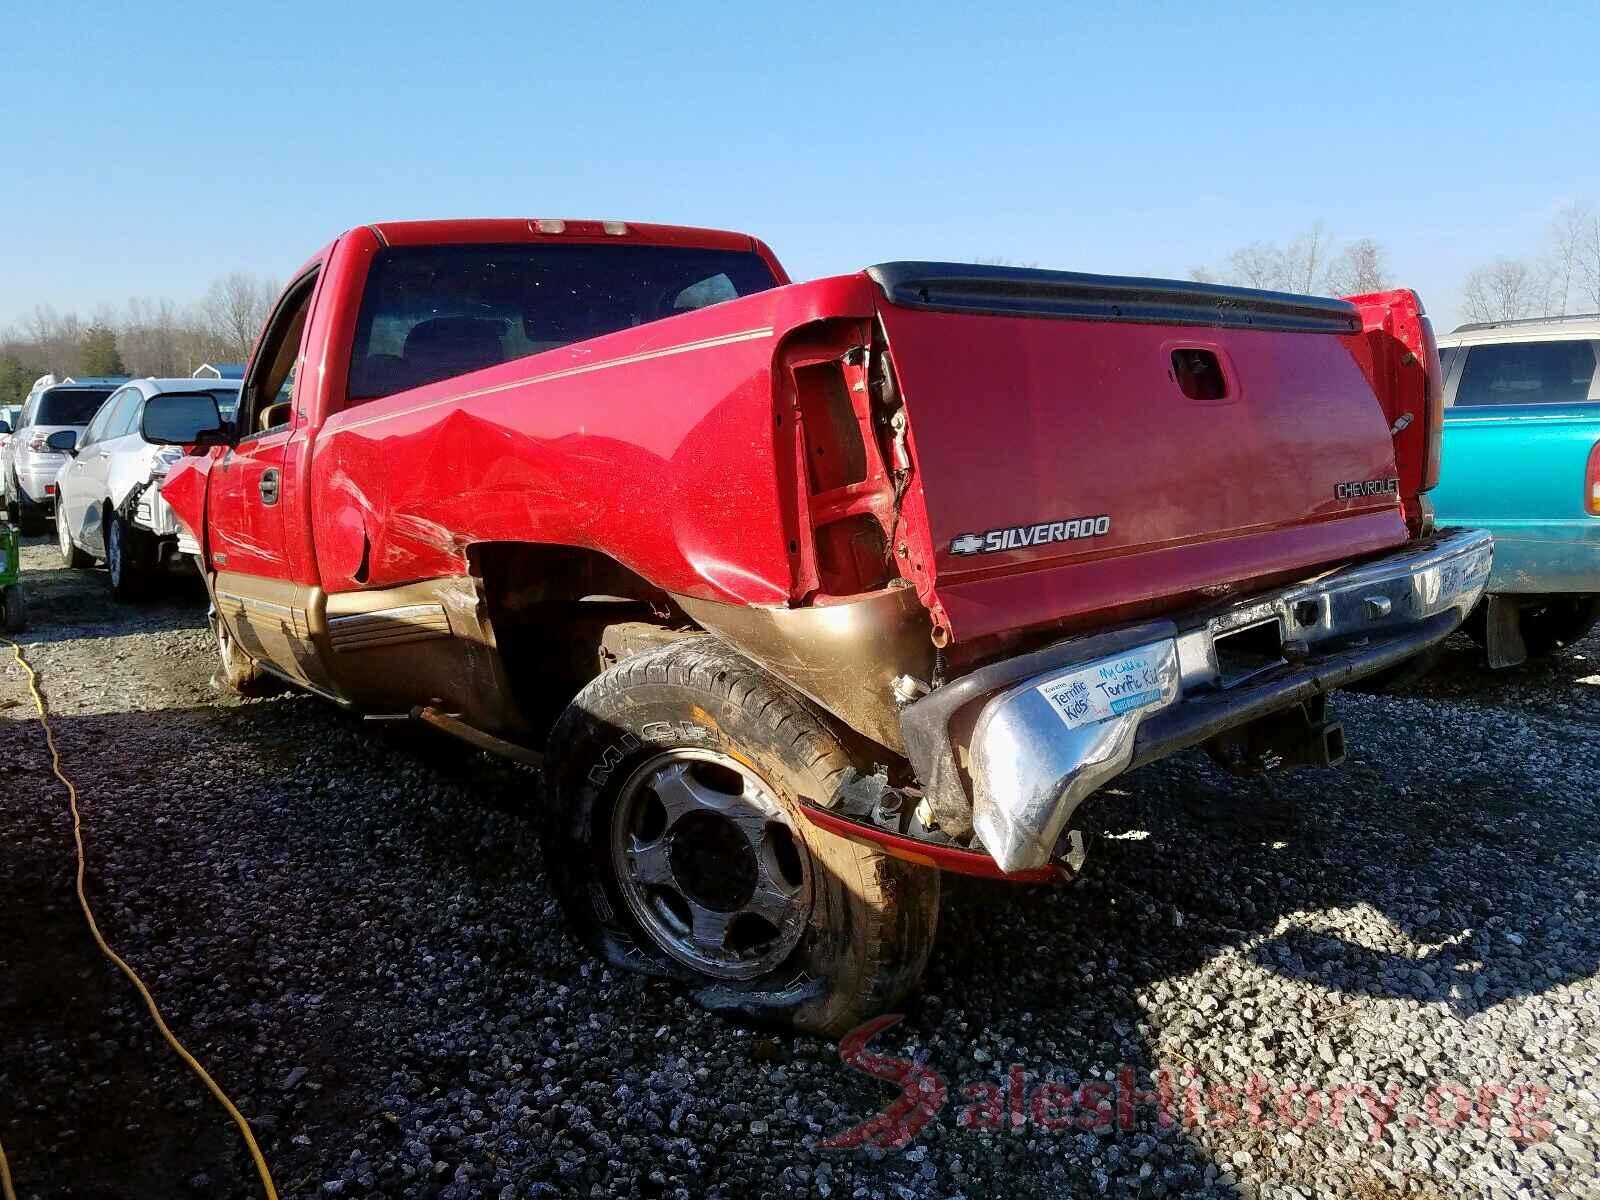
344 243 779 407
239 272 318 438
1453 339 1600 407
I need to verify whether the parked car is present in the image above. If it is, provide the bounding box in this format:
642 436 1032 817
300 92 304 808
2 381 122 532
0 404 22 451
1432 315 1600 665
153 219 1491 1034
52 377 241 598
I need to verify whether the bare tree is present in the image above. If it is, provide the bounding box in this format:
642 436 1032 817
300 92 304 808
1461 259 1547 324
1323 237 1391 297
1221 242 1284 289
1281 222 1328 294
1550 202 1600 313
202 272 279 362
1198 222 1337 293
1543 201 1590 316
120 297 194 377
1583 216 1600 312
17 305 86 376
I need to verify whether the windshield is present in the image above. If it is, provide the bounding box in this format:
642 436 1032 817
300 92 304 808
36 388 114 426
346 242 779 404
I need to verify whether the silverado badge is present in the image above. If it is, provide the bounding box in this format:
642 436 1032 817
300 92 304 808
950 515 1111 556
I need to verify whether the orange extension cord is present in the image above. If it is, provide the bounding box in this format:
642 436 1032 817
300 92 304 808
1 636 277 1200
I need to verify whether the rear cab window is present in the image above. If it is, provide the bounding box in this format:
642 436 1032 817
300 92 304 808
1451 339 1600 407
345 242 779 406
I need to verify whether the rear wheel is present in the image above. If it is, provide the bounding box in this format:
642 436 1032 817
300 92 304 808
544 638 940 1036
57 508 94 568
213 613 277 696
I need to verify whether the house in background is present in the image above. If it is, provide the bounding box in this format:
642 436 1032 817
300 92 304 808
192 363 245 380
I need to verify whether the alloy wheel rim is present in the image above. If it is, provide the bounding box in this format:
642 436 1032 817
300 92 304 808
610 749 812 980
58 511 72 560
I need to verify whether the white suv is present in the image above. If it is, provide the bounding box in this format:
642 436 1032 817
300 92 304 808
3 382 120 531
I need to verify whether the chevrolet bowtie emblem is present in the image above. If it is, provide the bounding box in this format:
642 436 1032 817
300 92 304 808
950 534 987 555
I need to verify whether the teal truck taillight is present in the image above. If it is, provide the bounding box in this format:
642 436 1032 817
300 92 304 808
1587 440 1600 517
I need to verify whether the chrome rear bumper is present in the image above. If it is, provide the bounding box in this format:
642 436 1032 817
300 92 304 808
901 529 1494 874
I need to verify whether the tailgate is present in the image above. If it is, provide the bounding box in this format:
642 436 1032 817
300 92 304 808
870 263 1411 642
1433 402 1600 592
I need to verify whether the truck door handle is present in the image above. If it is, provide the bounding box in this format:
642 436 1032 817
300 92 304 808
259 469 280 506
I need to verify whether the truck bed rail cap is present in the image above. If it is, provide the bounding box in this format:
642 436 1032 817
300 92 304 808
866 261 1361 334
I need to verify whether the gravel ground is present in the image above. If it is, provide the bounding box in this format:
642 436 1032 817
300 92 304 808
2 532 1598 1200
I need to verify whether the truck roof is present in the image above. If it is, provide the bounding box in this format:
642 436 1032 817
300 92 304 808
1441 312 1600 345
366 218 762 255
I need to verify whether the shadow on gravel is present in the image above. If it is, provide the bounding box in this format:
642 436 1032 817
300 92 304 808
4 533 209 646
0 692 549 1200
1389 629 1600 711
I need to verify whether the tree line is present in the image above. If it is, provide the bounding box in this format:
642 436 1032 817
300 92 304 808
1186 203 1600 327
1187 223 1392 297
1461 201 1600 325
0 271 279 406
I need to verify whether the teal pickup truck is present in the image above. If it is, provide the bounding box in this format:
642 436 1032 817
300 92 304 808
1433 315 1600 666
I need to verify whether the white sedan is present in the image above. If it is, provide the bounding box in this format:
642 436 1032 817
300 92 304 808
53 378 239 600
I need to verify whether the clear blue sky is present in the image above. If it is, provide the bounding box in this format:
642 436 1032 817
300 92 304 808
3 1 1597 331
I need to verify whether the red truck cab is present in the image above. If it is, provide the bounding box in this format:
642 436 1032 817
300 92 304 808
153 219 1491 1033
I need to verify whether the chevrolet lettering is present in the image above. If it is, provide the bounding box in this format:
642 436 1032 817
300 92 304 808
1335 477 1399 501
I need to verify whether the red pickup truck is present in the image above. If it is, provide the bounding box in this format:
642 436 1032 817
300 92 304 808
151 219 1491 1034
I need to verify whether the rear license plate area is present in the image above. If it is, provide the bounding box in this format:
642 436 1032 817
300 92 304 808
1213 618 1285 687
